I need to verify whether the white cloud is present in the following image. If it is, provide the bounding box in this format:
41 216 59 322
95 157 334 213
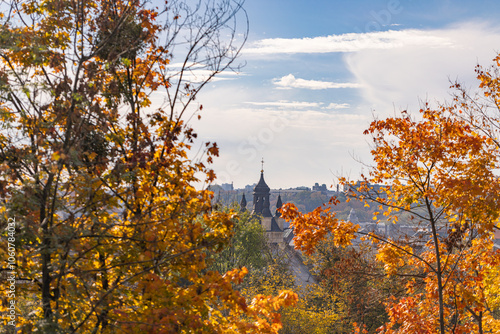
243 100 353 111
181 73 237 83
166 62 206 69
272 74 361 90
324 103 350 109
193 99 370 189
245 29 454 55
164 63 243 83
344 22 500 115
244 100 321 108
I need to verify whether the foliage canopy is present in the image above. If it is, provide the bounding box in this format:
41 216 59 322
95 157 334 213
0 0 297 333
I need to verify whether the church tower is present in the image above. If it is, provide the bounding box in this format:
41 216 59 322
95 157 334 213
252 160 272 217
252 159 284 244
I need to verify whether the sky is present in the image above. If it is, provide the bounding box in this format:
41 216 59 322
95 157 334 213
189 0 500 190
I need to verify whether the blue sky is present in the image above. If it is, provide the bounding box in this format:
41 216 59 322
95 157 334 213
191 0 500 189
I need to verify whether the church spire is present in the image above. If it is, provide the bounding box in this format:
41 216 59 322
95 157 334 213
240 194 247 212
275 193 283 217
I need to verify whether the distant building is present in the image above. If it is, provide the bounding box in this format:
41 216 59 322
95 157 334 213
221 182 234 191
312 183 327 192
244 183 256 192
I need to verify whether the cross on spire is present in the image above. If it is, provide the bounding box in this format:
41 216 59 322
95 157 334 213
261 158 264 173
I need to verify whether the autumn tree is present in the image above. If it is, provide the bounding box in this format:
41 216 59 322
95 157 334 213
309 237 405 333
208 205 314 333
356 108 500 333
208 208 270 274
277 237 389 334
281 57 500 333
0 0 297 333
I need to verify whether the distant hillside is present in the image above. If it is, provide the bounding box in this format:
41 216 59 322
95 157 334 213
210 186 384 224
